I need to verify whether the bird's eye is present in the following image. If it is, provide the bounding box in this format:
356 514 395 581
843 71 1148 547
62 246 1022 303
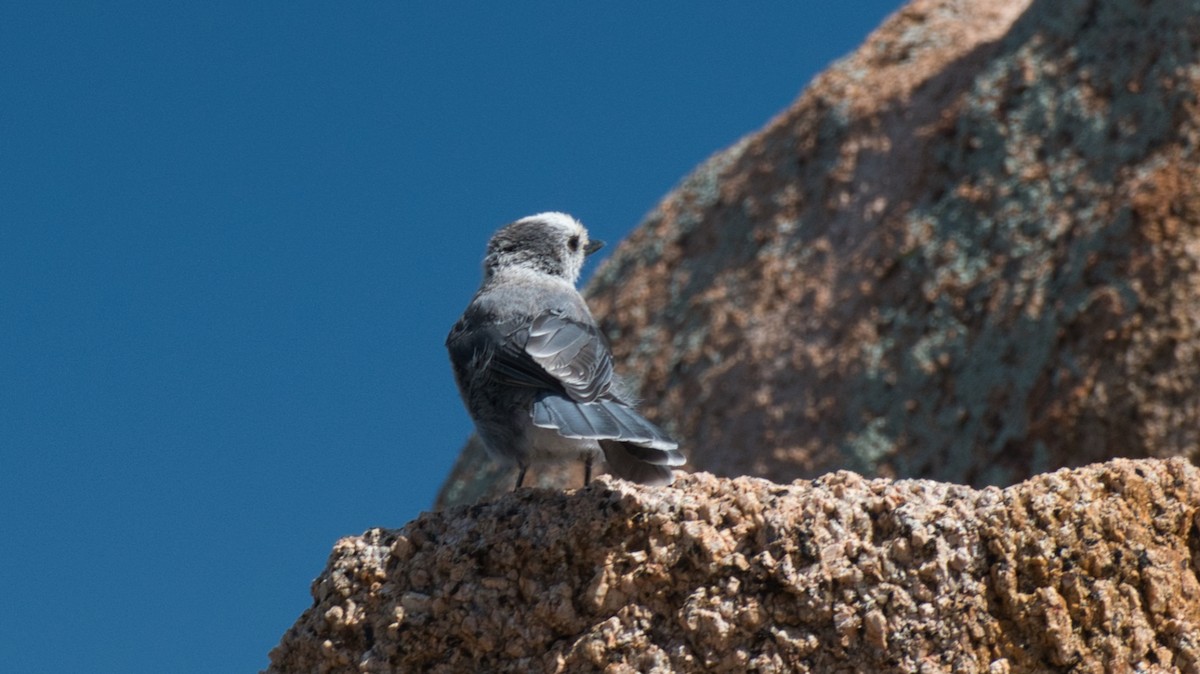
567 235 580 252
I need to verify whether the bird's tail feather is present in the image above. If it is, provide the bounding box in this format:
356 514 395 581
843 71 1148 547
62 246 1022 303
532 395 678 451
532 394 684 485
599 440 678 486
616 441 686 467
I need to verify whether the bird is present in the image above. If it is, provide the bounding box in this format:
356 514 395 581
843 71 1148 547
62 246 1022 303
446 212 685 489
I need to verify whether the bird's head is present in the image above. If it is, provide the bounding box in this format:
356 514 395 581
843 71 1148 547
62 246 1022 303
483 212 604 284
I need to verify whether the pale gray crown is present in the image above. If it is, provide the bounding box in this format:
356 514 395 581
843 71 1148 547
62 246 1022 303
482 212 602 284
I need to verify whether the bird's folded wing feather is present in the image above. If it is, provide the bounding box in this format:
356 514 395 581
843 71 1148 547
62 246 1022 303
490 311 613 403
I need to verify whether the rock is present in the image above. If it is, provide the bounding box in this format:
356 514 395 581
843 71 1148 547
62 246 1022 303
265 458 1200 673
437 0 1200 505
270 2 1200 668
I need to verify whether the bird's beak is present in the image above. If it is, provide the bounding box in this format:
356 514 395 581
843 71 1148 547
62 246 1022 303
585 239 605 256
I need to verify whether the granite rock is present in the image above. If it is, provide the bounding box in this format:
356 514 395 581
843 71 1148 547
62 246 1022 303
267 458 1200 673
438 0 1200 504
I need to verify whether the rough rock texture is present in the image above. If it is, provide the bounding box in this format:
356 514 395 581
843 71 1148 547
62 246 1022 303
437 0 1200 505
267 458 1200 673
273 3 1200 669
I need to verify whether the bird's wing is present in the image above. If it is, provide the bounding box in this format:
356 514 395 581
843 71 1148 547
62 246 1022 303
490 310 614 404
483 309 683 464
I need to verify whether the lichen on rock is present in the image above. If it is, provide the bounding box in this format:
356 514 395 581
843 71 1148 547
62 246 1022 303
437 0 1200 505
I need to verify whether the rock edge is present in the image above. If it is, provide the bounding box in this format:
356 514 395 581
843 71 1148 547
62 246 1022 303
268 458 1200 673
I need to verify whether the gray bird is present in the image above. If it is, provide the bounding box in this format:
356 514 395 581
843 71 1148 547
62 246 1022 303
446 212 685 488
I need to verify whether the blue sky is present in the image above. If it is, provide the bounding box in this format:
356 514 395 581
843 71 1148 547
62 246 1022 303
1 3 902 671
